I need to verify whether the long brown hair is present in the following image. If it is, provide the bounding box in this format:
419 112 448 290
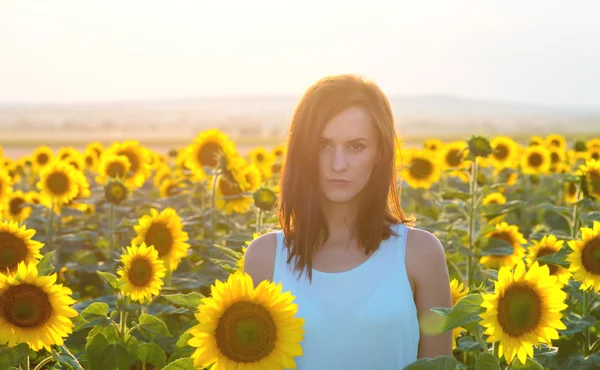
278 74 414 281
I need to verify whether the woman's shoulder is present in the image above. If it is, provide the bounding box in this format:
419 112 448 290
243 230 280 286
404 226 447 286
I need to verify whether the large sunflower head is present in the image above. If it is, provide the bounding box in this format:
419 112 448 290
185 129 237 180
37 160 86 205
400 149 441 189
95 153 131 185
490 136 518 169
479 222 527 270
0 221 43 275
132 208 190 271
441 141 469 170
188 272 305 369
106 141 151 189
526 235 571 286
2 190 32 222
117 243 166 304
31 146 53 172
567 221 600 293
545 134 566 150
520 146 551 175
577 159 600 200
0 261 78 351
480 261 568 365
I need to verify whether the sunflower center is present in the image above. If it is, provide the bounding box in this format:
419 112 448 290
107 161 126 178
110 184 125 198
119 150 139 173
197 142 223 168
46 172 70 195
274 149 283 158
0 284 53 328
409 158 433 180
215 301 277 363
85 156 94 166
256 153 264 162
497 283 542 337
551 139 561 147
536 247 559 275
568 182 577 197
9 197 26 216
37 153 49 165
127 257 154 287
592 152 600 161
528 153 543 168
272 163 282 175
446 149 462 167
494 144 509 160
588 171 600 197
581 237 600 274
550 152 560 164
145 223 174 258
491 231 517 249
219 175 242 196
0 231 28 271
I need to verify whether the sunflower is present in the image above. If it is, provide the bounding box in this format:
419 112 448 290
564 181 582 204
424 138 443 152
547 148 566 173
528 136 544 147
526 235 571 286
56 147 80 162
577 159 600 200
185 129 237 181
567 221 600 293
0 261 78 351
588 147 600 162
449 279 469 349
0 170 13 203
2 190 32 222
37 160 86 205
188 272 304 369
401 149 441 189
544 134 566 150
106 141 151 189
587 138 600 151
105 179 129 205
86 141 104 158
480 260 567 365
520 146 551 175
271 144 286 160
253 187 278 211
153 163 172 188
117 243 166 304
214 161 262 215
159 178 185 198
82 148 99 172
95 153 131 184
0 220 44 275
249 147 275 180
488 136 517 169
132 208 190 271
479 222 527 270
31 146 53 172
482 192 507 224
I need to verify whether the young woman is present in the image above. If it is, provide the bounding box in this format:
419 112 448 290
244 74 452 369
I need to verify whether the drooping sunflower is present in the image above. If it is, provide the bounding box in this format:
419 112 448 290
31 146 53 172
185 129 237 181
95 153 131 185
401 149 441 189
545 134 566 150
567 220 600 293
132 208 190 271
117 243 166 304
480 260 568 365
449 279 469 349
490 136 518 169
214 161 262 215
479 222 527 270
106 141 152 189
37 160 86 205
520 146 551 175
577 159 600 200
0 220 44 275
188 272 305 370
0 261 78 351
564 181 582 204
526 235 571 286
2 190 32 222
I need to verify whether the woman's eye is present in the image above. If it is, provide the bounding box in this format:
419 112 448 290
350 143 364 151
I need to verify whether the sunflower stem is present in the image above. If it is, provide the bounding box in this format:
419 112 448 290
32 356 53 370
47 202 55 251
257 208 263 234
20 355 30 370
492 341 499 358
165 260 172 287
210 171 220 249
466 158 479 287
120 310 128 340
109 203 115 256
59 345 83 369
583 290 591 356
570 184 582 239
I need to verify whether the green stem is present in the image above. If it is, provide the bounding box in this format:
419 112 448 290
47 202 55 251
475 329 488 352
165 260 172 287
32 356 53 370
20 355 30 370
120 310 128 340
447 259 464 282
257 208 263 234
583 290 591 356
492 341 499 357
466 158 479 287
570 185 582 238
210 171 220 248
109 203 115 255
59 345 83 369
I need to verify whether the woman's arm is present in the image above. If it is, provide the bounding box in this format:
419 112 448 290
243 232 278 287
406 228 453 358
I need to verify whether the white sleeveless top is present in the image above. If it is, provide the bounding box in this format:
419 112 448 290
272 222 420 370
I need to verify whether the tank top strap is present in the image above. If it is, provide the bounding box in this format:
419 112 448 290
273 230 291 281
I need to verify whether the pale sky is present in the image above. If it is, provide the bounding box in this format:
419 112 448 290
1 0 599 106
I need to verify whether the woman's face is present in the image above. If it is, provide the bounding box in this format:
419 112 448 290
318 105 379 205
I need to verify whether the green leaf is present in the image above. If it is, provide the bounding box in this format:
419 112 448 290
163 292 204 311
176 329 195 348
561 315 596 335
534 247 571 268
456 336 483 352
479 237 516 256
162 358 195 370
404 355 459 370
137 343 166 369
508 358 544 370
476 353 501 370
74 302 111 331
81 302 109 318
37 250 56 276
441 294 484 332
137 314 172 339
537 203 573 216
96 343 136 370
442 190 472 201
97 271 122 291
213 243 244 260
0 343 31 369
52 346 85 370
86 333 109 370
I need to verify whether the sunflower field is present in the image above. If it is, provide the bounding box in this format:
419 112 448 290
0 130 599 370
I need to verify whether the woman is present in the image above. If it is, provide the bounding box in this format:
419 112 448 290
244 74 452 369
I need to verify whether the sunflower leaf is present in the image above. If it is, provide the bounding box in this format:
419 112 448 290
440 293 484 332
534 247 570 268
508 358 543 370
560 315 596 335
97 271 122 291
137 342 166 369
404 355 460 370
162 358 195 370
476 353 501 370
457 336 483 352
0 343 30 370
138 314 172 339
163 292 204 311
37 250 56 276
96 343 136 370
